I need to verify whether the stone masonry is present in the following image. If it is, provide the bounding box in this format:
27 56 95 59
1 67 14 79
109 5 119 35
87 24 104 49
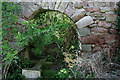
17 1 118 58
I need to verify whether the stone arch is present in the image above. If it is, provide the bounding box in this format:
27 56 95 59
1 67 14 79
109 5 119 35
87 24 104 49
19 2 94 52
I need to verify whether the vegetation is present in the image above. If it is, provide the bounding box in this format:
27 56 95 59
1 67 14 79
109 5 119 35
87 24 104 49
2 2 79 79
114 1 120 63
2 1 120 79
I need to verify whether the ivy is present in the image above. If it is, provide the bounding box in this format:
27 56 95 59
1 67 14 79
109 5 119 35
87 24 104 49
2 2 79 79
2 2 21 66
114 1 120 63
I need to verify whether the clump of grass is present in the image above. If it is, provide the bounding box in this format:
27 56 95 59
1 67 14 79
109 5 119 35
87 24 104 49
76 52 106 78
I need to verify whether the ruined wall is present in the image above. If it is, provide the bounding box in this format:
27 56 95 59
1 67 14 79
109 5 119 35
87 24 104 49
75 2 118 57
18 1 119 57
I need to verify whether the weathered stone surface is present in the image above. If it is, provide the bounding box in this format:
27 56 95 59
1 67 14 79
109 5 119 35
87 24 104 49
25 3 40 12
41 2 49 9
71 9 86 22
22 69 41 78
105 2 110 7
91 27 108 33
34 2 42 7
87 1 94 7
64 3 75 17
98 21 111 28
83 2 88 8
80 35 104 44
81 45 92 52
86 7 100 12
48 2 55 10
101 7 110 12
106 12 117 22
78 28 90 37
74 2 83 9
91 12 105 20
54 1 61 10
75 16 94 29
58 2 68 12
94 2 106 7
105 34 116 43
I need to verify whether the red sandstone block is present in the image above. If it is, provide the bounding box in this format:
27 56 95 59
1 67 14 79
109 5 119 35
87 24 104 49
91 27 108 33
80 35 104 44
98 21 111 28
99 39 105 44
86 8 100 12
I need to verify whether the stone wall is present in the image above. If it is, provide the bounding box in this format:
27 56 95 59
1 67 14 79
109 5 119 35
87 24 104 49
18 1 119 58
75 2 118 58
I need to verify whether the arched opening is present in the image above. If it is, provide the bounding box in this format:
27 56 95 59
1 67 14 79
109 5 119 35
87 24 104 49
18 10 80 78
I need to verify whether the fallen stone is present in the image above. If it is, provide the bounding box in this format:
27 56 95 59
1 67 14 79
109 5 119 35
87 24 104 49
22 69 41 78
71 9 86 22
75 16 94 29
